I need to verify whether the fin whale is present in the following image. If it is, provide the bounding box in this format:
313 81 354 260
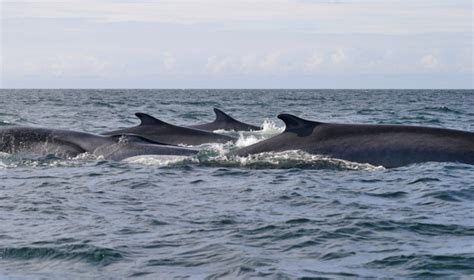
230 114 474 168
102 113 236 146
189 108 261 132
0 127 198 161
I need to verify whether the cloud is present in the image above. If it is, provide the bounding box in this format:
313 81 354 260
204 51 288 76
420 54 439 69
304 51 325 72
3 52 110 78
205 56 236 75
259 51 282 73
240 54 259 74
331 48 346 64
162 52 176 71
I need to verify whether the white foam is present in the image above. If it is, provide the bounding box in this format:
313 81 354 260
205 142 230 155
261 119 284 135
74 152 100 161
232 120 284 149
0 161 8 169
234 134 262 148
212 129 230 134
123 155 191 166
211 119 282 135
0 152 15 168
228 150 384 171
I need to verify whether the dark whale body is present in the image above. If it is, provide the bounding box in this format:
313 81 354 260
0 126 198 160
189 108 261 132
103 113 235 146
231 114 474 168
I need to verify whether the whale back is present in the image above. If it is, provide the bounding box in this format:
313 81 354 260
232 114 474 167
0 127 106 158
189 108 261 131
0 126 199 160
102 113 236 145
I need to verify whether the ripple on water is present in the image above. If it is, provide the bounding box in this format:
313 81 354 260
423 106 464 114
0 244 124 267
408 177 441 184
422 189 474 202
203 151 383 170
365 191 408 199
367 254 474 277
354 220 474 236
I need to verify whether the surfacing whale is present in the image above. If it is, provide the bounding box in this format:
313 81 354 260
103 113 235 146
230 114 474 168
189 108 261 132
0 126 198 161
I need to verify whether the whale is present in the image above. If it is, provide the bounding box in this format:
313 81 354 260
230 114 474 168
189 108 261 132
102 113 236 146
0 126 198 161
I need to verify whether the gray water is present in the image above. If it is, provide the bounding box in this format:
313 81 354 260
0 89 473 279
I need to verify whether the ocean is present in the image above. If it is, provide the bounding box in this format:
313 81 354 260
0 89 473 279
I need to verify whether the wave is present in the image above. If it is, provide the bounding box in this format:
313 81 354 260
0 121 14 127
201 150 383 171
423 106 464 114
0 244 124 267
0 152 97 169
123 155 193 166
367 253 474 277
354 220 474 236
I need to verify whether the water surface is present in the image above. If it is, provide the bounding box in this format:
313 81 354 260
1 89 473 279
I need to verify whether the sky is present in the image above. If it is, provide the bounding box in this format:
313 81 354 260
1 0 472 88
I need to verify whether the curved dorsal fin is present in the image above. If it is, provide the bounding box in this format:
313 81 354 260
135 113 170 126
278 114 323 132
213 108 238 123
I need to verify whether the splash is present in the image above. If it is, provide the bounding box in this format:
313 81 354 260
0 152 19 168
73 152 100 161
123 155 193 167
0 153 10 169
235 134 262 148
200 150 384 171
261 119 285 134
234 119 283 148
0 152 97 169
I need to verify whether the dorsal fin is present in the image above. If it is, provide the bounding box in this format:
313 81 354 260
135 113 170 126
278 114 323 132
213 108 238 123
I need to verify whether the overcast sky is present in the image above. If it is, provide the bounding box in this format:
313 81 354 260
1 0 472 88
